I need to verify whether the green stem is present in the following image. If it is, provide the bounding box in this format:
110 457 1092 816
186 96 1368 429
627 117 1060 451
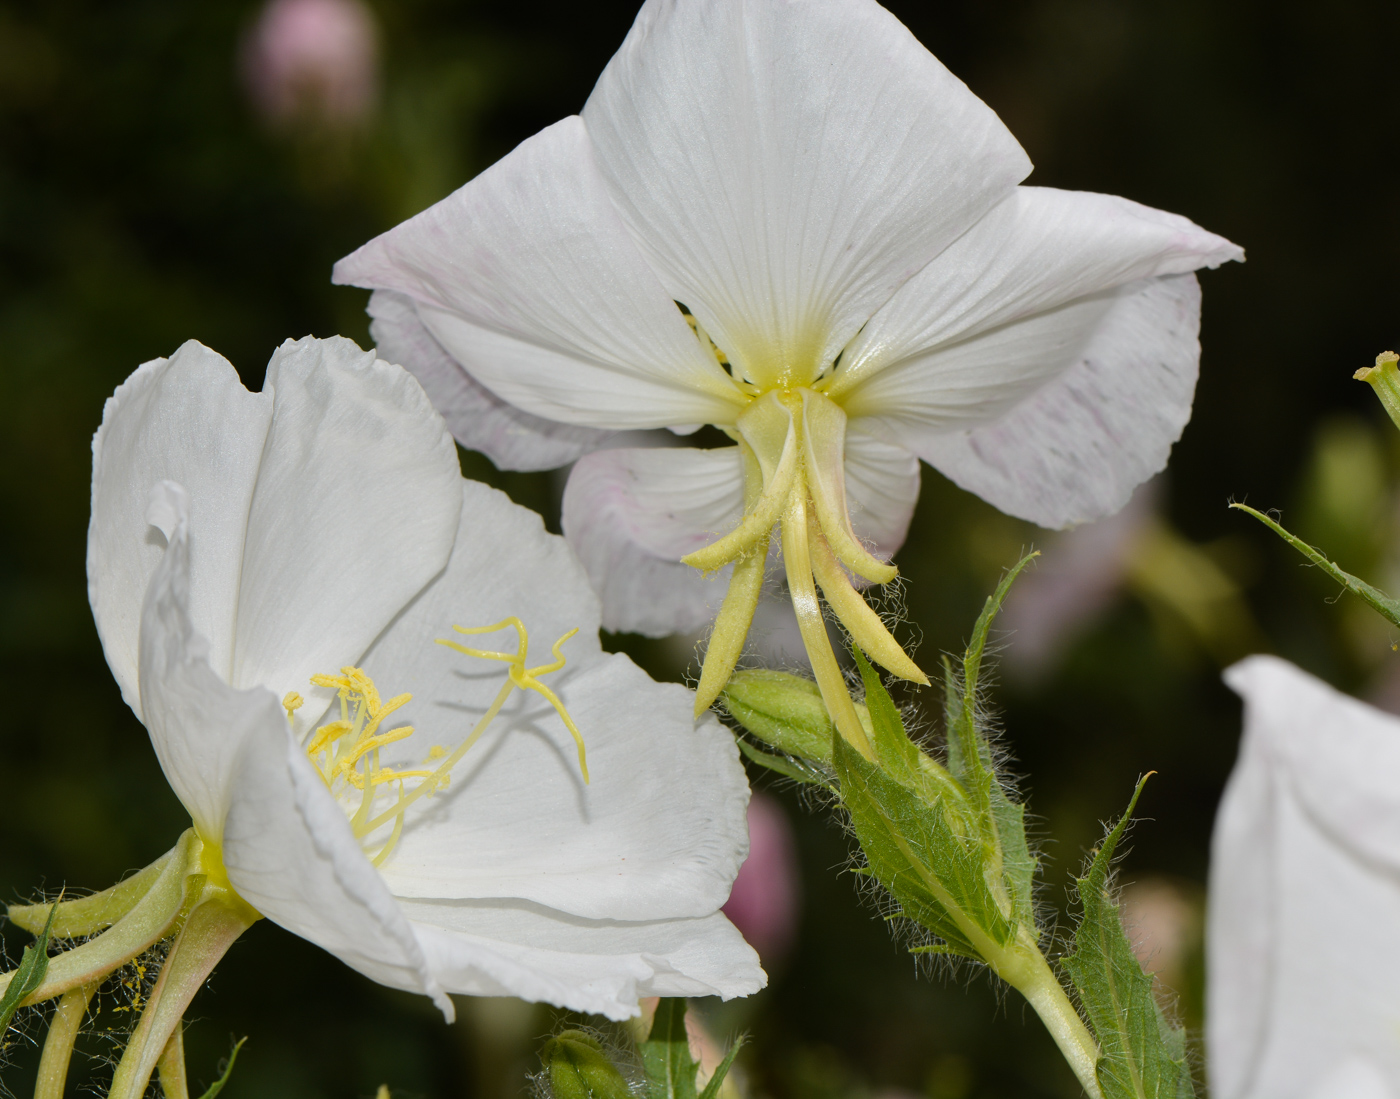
107 895 254 1099
33 981 98 1099
1001 944 1103 1099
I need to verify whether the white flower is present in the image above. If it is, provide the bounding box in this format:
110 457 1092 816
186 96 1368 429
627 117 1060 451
1210 656 1400 1099
332 0 1241 750
89 334 762 1022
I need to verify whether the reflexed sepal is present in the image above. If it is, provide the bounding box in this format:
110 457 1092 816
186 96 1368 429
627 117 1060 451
1061 776 1195 1099
1230 502 1400 629
542 1030 633 1099
640 999 743 1099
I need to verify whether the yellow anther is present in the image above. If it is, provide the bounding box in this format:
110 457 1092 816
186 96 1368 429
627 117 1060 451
427 745 446 760
282 692 304 720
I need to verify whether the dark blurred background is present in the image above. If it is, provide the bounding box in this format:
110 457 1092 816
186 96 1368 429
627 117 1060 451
3 0 1398 1096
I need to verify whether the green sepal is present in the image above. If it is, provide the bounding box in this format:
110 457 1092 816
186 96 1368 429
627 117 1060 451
9 856 170 940
720 670 835 763
1061 775 1195 1099
641 999 699 1099
1231 502 1400 628
0 899 58 1038
736 738 827 787
832 734 1011 961
542 1030 632 1099
196 1036 248 1099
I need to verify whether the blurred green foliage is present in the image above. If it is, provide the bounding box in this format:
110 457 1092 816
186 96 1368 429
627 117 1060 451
3 0 1399 1097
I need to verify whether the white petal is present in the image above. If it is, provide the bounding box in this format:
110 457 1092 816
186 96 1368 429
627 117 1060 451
136 483 263 839
334 117 743 429
355 480 751 922
228 337 462 716
561 447 747 636
368 290 624 472
856 274 1204 529
406 901 764 1021
835 186 1242 392
89 341 273 714
582 0 1030 388
843 427 921 560
219 694 453 1020
1210 657 1400 1099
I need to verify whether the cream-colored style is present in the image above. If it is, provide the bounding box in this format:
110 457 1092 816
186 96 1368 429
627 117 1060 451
88 335 763 1022
1211 656 1400 1099
335 0 1241 748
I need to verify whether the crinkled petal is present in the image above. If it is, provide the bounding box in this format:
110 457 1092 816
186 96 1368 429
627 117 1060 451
1210 656 1400 1099
368 290 626 471
843 427 921 560
356 480 750 922
561 447 747 636
405 900 764 1021
582 0 1030 387
834 186 1242 393
229 337 462 725
852 274 1203 529
89 341 273 714
334 117 743 429
220 691 453 1020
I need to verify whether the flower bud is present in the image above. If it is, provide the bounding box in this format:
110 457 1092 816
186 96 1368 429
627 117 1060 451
1354 350 1400 432
540 1030 632 1099
720 670 838 762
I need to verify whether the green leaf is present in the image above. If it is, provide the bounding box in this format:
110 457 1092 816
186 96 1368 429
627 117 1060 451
1231 502 1400 628
833 735 1010 960
196 1036 248 1099
720 670 836 763
640 999 699 1099
851 647 921 780
1061 776 1194 1099
696 1033 746 1099
736 738 827 787
0 898 59 1037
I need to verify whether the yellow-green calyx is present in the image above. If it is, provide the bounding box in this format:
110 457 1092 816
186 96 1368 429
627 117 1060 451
687 386 926 757
1356 350 1400 433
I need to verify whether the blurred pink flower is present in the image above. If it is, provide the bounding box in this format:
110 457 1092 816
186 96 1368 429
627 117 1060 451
723 793 800 967
242 0 378 127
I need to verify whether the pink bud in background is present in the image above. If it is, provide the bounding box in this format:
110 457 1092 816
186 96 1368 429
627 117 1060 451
241 0 378 128
723 793 800 968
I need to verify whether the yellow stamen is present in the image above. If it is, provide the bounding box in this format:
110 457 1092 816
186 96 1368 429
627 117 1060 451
282 692 303 721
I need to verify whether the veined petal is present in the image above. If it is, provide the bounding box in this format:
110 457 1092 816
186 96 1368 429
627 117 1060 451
368 290 626 472
1210 657 1400 1099
407 903 764 1021
359 480 751 921
561 447 747 636
136 483 267 841
220 693 453 1020
334 117 744 429
229 337 462 725
831 186 1243 396
582 0 1030 388
843 427 921 561
851 274 1203 529
89 341 272 714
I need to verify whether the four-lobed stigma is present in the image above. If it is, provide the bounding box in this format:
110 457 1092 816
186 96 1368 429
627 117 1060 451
293 618 586 867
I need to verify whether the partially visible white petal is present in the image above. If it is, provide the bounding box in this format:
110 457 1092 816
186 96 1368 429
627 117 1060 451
855 274 1203 529
89 341 272 714
1210 656 1400 1099
1307 1059 1394 1099
561 447 746 636
334 117 743 429
406 900 764 1021
136 483 263 839
220 692 453 1020
368 290 624 471
358 480 750 920
836 186 1242 391
228 337 462 722
583 0 1030 387
844 427 921 560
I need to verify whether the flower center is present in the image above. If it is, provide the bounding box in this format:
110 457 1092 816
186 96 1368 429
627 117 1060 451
684 386 926 757
288 617 586 867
